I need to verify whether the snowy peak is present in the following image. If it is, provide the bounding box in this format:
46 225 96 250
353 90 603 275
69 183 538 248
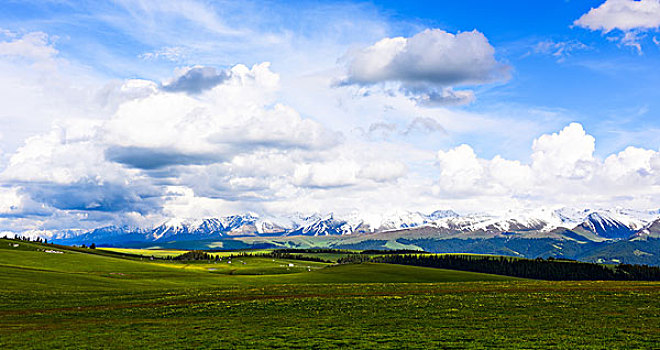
282 209 460 236
54 225 150 245
427 209 561 233
219 214 258 231
44 207 660 245
151 215 273 240
152 218 223 240
575 212 636 239
428 210 460 220
288 214 353 236
631 218 660 240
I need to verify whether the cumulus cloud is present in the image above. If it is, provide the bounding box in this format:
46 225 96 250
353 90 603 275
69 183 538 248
105 146 222 170
4 75 660 229
0 187 51 218
359 161 408 183
574 0 660 53
434 123 660 207
28 181 161 213
0 30 111 156
3 21 660 232
103 63 339 171
0 60 373 229
0 30 58 62
436 144 485 194
292 158 407 188
575 0 660 32
602 146 660 185
0 121 163 218
342 29 510 105
531 123 596 179
162 65 229 94
293 161 360 188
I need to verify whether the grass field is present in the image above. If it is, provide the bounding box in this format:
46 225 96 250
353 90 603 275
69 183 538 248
1 239 659 349
98 247 188 258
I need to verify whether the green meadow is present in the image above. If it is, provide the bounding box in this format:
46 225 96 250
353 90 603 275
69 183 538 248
1 239 659 349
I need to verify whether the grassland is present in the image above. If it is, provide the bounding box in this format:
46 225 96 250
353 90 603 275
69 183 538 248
98 247 188 258
1 239 659 349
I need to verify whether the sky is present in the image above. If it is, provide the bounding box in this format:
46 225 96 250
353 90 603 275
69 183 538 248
1 0 660 232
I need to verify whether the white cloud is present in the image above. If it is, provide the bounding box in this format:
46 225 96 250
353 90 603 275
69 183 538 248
0 30 58 62
436 144 484 194
161 65 229 93
292 158 407 188
0 30 109 157
0 187 33 216
402 117 447 135
602 146 660 185
575 0 660 32
433 123 660 208
359 161 408 182
4 73 660 229
531 123 596 179
533 40 589 61
574 0 660 53
139 46 186 62
341 29 510 105
102 62 338 171
435 145 534 197
0 60 405 228
2 3 660 233
293 161 360 188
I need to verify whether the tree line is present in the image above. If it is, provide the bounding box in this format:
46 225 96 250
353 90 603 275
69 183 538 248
1 235 48 244
340 253 660 281
271 248 348 254
172 250 215 261
171 250 332 263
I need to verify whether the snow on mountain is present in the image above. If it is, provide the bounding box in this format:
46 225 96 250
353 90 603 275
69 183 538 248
426 208 571 233
286 213 354 236
378 210 445 231
575 213 634 239
573 209 658 240
287 209 462 236
1 229 84 241
53 225 151 245
418 207 659 239
152 218 225 240
552 207 591 227
428 210 461 220
254 217 292 235
150 215 290 240
632 218 660 240
37 207 660 245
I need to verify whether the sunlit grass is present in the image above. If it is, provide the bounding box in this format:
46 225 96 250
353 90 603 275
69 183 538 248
1 239 658 349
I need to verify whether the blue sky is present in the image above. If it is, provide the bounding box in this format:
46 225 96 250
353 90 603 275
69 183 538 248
1 0 660 232
3 0 658 157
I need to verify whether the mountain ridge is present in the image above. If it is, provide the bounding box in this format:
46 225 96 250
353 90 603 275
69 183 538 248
29 207 659 246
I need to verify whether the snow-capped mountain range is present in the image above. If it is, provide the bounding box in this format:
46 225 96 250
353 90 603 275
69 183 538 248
25 207 660 246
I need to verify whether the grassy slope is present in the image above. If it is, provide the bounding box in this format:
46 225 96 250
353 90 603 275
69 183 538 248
1 239 659 349
98 247 188 258
0 240 511 289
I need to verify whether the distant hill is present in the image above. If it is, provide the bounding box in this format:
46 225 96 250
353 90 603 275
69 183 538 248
11 207 660 265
